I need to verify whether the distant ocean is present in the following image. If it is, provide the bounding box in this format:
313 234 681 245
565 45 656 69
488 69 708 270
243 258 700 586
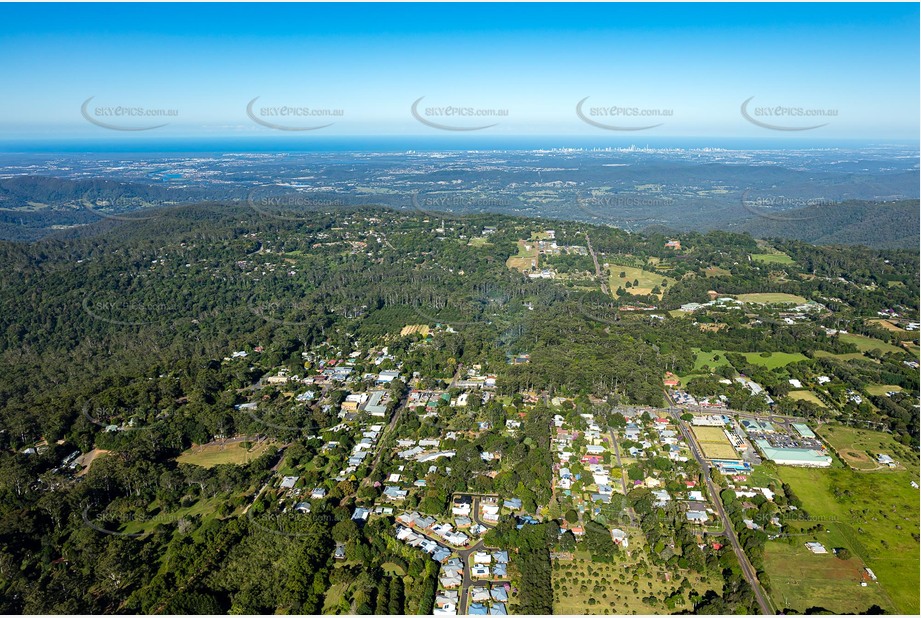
0 136 917 155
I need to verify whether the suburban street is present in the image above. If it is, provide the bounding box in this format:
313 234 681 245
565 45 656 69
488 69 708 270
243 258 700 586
665 403 774 615
407 493 506 615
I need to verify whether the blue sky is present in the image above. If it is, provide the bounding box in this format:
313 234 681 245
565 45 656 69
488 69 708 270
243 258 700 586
0 2 918 142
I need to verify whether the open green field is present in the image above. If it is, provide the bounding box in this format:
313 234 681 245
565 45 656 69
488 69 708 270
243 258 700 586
688 349 808 374
751 252 796 265
119 494 229 535
552 551 722 614
506 239 538 271
814 425 916 473
864 384 903 396
322 581 349 614
176 439 275 468
689 349 732 372
787 390 827 408
775 465 920 614
838 333 904 356
764 522 892 613
608 264 676 298
691 426 739 460
703 266 731 277
868 318 907 334
741 351 809 368
813 350 872 362
736 292 808 305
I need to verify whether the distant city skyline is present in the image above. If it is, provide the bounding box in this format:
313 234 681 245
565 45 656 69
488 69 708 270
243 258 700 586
0 2 918 145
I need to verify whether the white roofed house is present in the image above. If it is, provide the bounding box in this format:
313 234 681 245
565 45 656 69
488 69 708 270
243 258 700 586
686 510 709 524
382 485 408 501
452 501 472 516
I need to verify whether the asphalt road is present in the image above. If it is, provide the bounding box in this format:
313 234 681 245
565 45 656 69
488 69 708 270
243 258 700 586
584 232 609 295
411 493 504 615
607 429 636 525
666 404 774 614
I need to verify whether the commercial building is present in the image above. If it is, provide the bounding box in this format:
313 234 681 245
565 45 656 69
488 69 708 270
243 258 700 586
754 439 831 467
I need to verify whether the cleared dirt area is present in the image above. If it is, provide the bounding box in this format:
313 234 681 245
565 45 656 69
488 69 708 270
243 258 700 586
76 448 109 477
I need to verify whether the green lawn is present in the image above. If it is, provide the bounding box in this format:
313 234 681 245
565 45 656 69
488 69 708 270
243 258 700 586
740 351 809 369
687 349 808 373
690 349 733 372
776 466 920 614
608 264 677 298
837 333 904 356
787 390 827 408
746 463 781 487
736 292 808 305
813 350 872 362
176 440 275 468
703 266 731 277
506 239 539 272
751 253 796 265
864 384 903 396
764 523 891 613
120 495 228 535
815 425 917 474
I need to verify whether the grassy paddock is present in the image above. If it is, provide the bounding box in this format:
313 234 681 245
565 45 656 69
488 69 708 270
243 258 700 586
764 523 891 613
691 426 739 460
814 425 916 474
176 439 275 468
751 253 796 265
837 333 904 356
736 292 808 304
608 264 676 298
506 239 538 272
864 384 902 396
740 351 809 369
776 465 920 614
787 390 827 408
